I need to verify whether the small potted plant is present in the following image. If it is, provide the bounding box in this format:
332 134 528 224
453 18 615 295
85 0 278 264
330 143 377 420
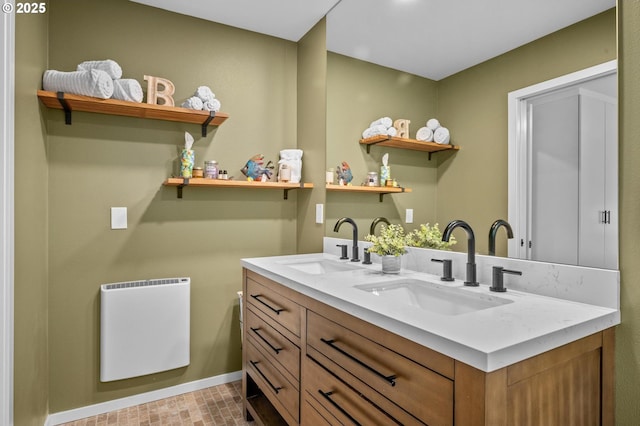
407 223 457 250
365 224 408 274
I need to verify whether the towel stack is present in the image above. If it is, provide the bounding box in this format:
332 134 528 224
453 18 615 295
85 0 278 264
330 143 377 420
416 118 450 144
181 86 222 112
361 117 398 139
42 59 144 102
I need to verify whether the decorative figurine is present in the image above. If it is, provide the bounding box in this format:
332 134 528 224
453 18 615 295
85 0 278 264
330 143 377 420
241 154 274 181
336 161 353 185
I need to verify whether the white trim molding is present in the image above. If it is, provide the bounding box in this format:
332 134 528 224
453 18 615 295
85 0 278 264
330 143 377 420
45 371 242 426
507 60 617 259
0 2 15 425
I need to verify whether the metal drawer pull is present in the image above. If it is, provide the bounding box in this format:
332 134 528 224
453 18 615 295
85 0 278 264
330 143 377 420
318 390 362 426
249 360 282 394
250 293 284 315
321 338 397 387
250 327 282 354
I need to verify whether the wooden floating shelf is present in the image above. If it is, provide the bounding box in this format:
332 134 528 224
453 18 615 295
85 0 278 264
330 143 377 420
326 183 412 202
163 177 314 199
360 135 460 158
37 90 229 136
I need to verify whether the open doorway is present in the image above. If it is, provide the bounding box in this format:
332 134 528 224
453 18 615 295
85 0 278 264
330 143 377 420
508 60 618 269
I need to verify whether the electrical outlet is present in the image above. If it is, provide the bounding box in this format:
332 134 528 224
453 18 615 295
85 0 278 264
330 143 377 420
405 208 414 223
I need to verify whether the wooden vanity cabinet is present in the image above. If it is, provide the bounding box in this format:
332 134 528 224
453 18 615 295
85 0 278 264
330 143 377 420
242 268 615 425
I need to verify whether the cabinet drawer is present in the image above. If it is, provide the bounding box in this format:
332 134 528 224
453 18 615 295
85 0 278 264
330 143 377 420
307 310 453 426
246 275 301 338
302 395 336 426
304 351 423 425
246 340 299 424
246 307 300 383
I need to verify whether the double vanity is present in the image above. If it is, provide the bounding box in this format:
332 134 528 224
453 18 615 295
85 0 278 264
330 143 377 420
241 236 619 425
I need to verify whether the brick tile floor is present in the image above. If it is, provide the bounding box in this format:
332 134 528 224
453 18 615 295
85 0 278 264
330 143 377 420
59 380 253 426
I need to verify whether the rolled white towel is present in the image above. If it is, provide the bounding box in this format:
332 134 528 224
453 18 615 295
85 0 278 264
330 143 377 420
43 69 114 99
362 124 388 139
371 124 388 136
76 59 122 79
386 126 397 137
195 86 215 103
416 126 434 142
112 79 143 103
370 116 393 128
202 98 221 112
181 96 203 110
426 118 440 131
434 127 451 144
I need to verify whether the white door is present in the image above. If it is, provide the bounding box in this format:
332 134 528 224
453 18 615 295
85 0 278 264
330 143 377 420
529 93 580 264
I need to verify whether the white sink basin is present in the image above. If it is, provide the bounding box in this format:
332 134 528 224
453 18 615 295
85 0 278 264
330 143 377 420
355 279 513 316
279 259 362 275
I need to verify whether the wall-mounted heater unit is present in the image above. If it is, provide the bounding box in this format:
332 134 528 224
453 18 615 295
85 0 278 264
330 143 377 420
100 277 190 382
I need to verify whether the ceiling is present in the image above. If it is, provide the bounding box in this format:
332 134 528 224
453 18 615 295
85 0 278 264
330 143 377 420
130 0 615 81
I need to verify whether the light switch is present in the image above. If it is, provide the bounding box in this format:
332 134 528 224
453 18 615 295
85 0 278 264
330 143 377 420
111 207 127 230
405 208 414 224
316 204 324 224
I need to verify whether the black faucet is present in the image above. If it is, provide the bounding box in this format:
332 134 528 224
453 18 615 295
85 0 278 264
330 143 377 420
369 217 390 235
334 217 360 262
442 220 478 286
488 219 514 256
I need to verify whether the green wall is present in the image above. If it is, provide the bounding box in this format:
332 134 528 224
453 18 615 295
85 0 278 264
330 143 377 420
326 53 439 240
436 8 616 257
14 7 49 426
296 18 326 254
617 1 640 423
45 0 300 413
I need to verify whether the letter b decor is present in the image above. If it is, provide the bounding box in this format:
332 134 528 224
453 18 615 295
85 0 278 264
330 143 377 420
393 119 411 138
144 75 175 106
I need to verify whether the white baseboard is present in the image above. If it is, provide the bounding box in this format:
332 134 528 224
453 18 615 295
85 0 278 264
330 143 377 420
45 371 242 426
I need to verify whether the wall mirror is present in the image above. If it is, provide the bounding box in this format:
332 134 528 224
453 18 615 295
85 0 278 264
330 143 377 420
324 2 617 270
508 61 617 269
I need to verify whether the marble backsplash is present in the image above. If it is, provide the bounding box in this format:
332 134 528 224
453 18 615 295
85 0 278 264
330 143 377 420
324 237 619 310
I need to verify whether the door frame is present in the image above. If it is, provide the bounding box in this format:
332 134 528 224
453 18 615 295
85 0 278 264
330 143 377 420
1 2 15 425
507 60 617 259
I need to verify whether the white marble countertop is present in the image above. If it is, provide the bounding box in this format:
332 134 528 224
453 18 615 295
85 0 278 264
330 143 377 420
241 248 619 372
